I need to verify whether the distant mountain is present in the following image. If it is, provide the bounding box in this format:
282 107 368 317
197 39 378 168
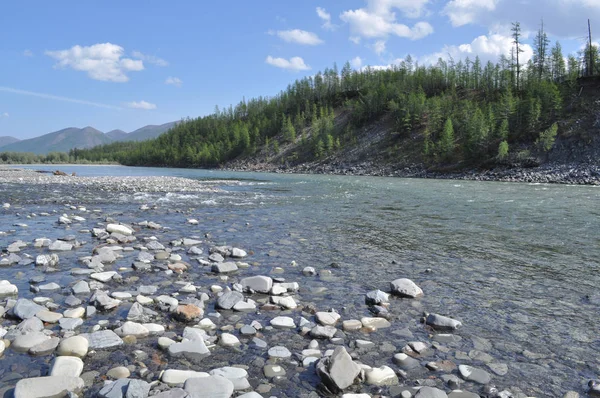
0 136 20 148
0 121 178 155
1 127 112 154
105 129 128 141
126 121 178 142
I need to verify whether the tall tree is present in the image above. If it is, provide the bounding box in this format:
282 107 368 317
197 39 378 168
533 19 550 80
512 22 525 92
550 41 566 80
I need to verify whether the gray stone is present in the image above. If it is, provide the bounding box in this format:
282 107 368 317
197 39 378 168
83 330 123 349
127 302 147 322
316 346 361 393
426 313 462 330
90 290 121 310
152 388 189 398
393 353 421 370
115 321 149 338
365 289 390 305
155 295 179 312
59 317 84 330
211 262 238 273
311 325 337 339
458 365 491 384
13 298 45 319
415 386 449 398
12 332 50 352
216 291 243 310
0 280 18 296
447 391 479 398
268 346 292 359
57 335 89 357
17 317 44 333
14 376 84 398
168 339 211 361
264 364 286 378
184 375 234 398
125 379 151 398
161 369 209 385
49 240 73 251
240 276 273 293
98 378 130 398
270 316 296 328
29 336 60 355
390 278 423 298
209 253 225 262
72 280 91 294
39 282 61 292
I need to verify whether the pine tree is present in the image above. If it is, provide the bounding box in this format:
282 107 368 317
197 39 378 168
533 19 550 80
550 41 566 80
439 118 455 161
512 22 524 92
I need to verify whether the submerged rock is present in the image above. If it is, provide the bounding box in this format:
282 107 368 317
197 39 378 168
390 278 423 298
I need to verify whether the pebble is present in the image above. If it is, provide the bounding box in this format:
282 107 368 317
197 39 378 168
50 356 85 377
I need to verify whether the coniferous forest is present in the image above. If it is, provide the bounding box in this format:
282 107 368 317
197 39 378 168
7 22 600 170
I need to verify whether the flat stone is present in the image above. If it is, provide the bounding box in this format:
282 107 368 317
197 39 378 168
64 307 85 318
415 386 449 398
270 316 296 328
184 375 234 398
83 330 123 349
216 291 244 310
50 356 84 377
365 289 390 305
98 378 130 398
311 325 337 339
316 311 341 326
264 364 286 377
36 310 63 323
39 282 61 292
90 271 118 282
268 346 292 359
12 332 50 351
393 353 421 370
57 335 89 357
175 304 204 322
49 241 73 251
342 319 362 331
59 317 84 330
233 300 256 311
361 317 391 329
107 366 131 379
209 367 249 390
161 369 209 385
211 262 238 273
168 339 211 361
390 278 423 298
13 298 45 319
458 365 491 384
29 336 60 356
219 333 241 347
72 280 90 294
115 321 149 338
14 376 84 398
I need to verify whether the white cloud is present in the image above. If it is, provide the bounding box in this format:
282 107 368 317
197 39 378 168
266 56 311 71
420 33 534 66
276 29 324 45
316 7 336 30
165 76 183 87
126 100 157 110
46 43 144 83
23 50 33 57
367 0 431 19
0 112 8 118
350 36 362 44
351 56 363 68
444 0 498 27
0 86 122 110
442 0 600 39
373 40 386 55
131 51 169 67
340 7 433 40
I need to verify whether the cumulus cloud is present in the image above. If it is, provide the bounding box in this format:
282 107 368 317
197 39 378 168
23 50 33 57
351 56 363 68
316 7 337 30
443 0 600 38
276 29 324 45
420 33 534 66
340 7 433 41
131 51 169 67
165 76 183 87
126 100 157 110
266 56 311 71
46 43 144 82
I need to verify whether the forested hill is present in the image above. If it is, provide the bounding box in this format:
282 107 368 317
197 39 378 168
34 25 600 173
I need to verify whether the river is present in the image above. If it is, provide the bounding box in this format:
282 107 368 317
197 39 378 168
1 165 599 397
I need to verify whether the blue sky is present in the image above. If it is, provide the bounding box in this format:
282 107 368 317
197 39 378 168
1 0 598 140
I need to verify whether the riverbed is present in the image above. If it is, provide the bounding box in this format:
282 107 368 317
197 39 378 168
0 165 598 397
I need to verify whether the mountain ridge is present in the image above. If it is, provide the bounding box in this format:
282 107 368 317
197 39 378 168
0 121 177 154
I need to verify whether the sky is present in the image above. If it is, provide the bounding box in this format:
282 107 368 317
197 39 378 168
1 0 599 140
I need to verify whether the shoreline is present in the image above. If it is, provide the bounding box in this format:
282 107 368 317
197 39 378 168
4 160 600 185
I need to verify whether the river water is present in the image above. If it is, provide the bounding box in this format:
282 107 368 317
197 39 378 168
1 165 599 397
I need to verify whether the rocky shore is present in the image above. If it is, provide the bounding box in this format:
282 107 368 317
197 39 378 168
224 161 600 185
0 170 595 398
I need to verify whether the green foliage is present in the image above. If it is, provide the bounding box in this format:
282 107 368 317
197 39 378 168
497 140 509 159
438 118 455 161
536 123 558 152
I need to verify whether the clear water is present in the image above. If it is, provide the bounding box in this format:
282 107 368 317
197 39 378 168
1 165 599 396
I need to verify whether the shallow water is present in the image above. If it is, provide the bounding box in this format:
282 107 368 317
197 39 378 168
1 165 600 396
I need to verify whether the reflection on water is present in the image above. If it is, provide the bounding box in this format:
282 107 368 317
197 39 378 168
2 165 600 396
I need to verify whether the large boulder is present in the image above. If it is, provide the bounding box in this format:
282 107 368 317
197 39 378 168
390 278 423 298
316 346 361 393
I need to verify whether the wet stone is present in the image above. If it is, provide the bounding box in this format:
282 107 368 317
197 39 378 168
458 364 491 384
83 330 123 349
184 375 234 398
216 291 243 310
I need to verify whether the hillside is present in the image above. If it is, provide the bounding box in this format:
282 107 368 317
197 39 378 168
1 127 112 154
105 129 128 141
126 121 179 142
0 136 20 148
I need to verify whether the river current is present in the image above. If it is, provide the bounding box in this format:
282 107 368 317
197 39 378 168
1 165 599 397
